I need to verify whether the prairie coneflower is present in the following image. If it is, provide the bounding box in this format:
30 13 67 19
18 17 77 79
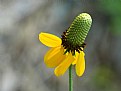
39 13 92 77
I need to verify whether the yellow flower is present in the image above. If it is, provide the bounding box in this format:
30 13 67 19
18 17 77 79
39 32 85 76
39 13 92 77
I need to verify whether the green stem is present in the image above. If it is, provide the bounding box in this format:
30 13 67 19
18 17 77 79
69 64 73 91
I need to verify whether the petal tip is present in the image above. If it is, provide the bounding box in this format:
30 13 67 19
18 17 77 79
54 69 63 77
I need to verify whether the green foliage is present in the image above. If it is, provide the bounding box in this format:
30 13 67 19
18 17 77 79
99 0 121 34
93 66 114 89
99 0 121 15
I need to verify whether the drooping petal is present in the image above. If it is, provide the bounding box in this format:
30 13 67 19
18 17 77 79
72 52 79 65
44 46 66 68
39 32 62 47
75 51 85 76
54 53 75 76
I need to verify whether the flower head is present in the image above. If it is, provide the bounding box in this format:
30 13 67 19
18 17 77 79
39 13 92 76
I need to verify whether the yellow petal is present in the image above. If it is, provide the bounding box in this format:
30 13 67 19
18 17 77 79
39 32 62 47
44 46 66 68
72 52 79 65
54 53 75 76
75 51 85 76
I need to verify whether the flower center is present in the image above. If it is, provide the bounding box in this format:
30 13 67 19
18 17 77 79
61 13 92 55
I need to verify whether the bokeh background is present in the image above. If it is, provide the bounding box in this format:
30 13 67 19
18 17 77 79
0 0 121 91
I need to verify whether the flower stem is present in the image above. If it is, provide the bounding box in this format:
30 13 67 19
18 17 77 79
69 64 73 91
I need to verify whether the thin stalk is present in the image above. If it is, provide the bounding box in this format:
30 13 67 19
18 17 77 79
69 64 73 91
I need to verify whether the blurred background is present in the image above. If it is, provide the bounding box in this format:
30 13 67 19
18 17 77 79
0 0 121 91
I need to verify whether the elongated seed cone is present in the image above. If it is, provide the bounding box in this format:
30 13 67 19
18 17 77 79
66 13 92 47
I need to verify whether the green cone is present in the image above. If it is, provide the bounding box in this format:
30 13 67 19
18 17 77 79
66 13 92 47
